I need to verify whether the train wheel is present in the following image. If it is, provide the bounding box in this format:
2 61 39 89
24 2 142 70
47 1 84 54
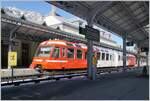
35 66 43 73
68 76 72 79
35 66 43 78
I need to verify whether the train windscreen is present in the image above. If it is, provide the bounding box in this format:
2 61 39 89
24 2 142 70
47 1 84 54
35 46 53 57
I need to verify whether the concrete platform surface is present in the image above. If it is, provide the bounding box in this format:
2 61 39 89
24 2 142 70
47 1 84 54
1 68 38 78
1 69 149 100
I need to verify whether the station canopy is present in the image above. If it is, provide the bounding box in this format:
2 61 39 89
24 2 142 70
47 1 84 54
2 13 139 55
1 13 86 43
1 13 124 53
48 1 149 48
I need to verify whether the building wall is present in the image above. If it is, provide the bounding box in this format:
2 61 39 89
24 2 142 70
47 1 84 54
1 38 39 68
100 38 118 47
29 41 39 63
20 40 39 67
63 24 79 35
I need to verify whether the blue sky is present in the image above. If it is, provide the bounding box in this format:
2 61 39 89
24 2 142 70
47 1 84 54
1 1 123 46
1 1 77 19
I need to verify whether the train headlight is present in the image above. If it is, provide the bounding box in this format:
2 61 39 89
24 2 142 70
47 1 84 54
33 59 43 62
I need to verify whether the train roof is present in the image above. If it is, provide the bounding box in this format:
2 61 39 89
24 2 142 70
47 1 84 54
39 39 117 53
40 40 67 46
39 40 137 55
39 39 87 49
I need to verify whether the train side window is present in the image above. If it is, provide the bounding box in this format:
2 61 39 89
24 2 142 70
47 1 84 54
67 48 74 58
35 46 53 57
102 53 105 60
111 54 114 61
106 53 109 60
77 50 82 59
97 52 100 60
62 48 65 57
52 47 60 58
67 43 74 47
85 52 87 59
110 54 112 60
118 55 120 61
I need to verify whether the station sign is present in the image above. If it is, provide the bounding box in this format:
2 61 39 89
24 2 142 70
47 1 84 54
141 47 149 52
8 52 17 67
126 41 134 46
79 26 100 42
85 26 100 42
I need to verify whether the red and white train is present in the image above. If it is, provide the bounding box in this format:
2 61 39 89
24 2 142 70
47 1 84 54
30 39 142 71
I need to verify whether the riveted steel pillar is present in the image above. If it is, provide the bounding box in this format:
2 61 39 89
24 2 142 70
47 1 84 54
87 40 93 79
137 49 141 68
8 26 19 69
137 44 141 67
86 18 95 80
123 33 127 71
8 31 13 69
146 52 149 75
85 1 112 79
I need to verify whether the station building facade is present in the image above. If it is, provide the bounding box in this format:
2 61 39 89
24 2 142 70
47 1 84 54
1 37 39 68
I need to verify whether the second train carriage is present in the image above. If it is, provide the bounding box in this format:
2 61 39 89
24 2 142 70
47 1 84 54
30 39 137 71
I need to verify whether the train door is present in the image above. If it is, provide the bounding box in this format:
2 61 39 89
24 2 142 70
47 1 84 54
113 51 118 67
101 52 106 67
76 49 84 69
111 51 116 67
51 47 62 69
67 48 75 69
110 50 114 67
118 52 122 67
59 47 67 69
22 43 29 67
96 52 101 68
1 44 8 68
109 52 113 67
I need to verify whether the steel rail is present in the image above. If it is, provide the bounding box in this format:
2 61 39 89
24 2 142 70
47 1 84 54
1 73 87 86
1 66 143 86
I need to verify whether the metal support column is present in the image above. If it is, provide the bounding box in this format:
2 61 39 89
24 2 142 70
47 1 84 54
123 33 127 71
86 19 95 80
136 43 141 68
146 52 149 75
87 40 93 79
137 48 141 68
8 26 19 69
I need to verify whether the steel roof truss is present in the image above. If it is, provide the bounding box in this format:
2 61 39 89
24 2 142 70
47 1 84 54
120 2 148 38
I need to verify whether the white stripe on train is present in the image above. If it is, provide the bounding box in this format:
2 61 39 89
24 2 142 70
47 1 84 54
45 60 68 63
34 59 68 62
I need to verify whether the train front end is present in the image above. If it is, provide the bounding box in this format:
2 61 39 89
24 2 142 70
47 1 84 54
30 44 53 70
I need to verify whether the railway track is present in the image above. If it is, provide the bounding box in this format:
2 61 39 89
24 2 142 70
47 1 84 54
1 66 142 86
1 69 87 84
1 72 87 86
